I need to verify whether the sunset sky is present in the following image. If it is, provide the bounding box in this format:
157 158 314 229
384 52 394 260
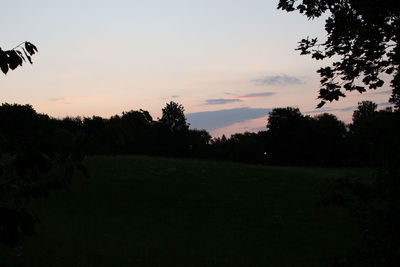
1 1 392 137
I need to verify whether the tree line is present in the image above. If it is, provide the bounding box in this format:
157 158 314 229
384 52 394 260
1 100 399 167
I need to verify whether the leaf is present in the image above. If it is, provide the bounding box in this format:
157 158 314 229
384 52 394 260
22 48 33 64
312 51 325 60
0 62 8 74
355 86 366 93
5 50 23 70
317 101 326 108
386 67 394 75
344 82 353 91
0 50 9 74
16 50 25 62
25 42 38 56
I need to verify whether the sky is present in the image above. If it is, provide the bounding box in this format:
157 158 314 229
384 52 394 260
0 0 392 137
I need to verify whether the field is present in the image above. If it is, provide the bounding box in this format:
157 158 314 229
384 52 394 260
2 156 367 266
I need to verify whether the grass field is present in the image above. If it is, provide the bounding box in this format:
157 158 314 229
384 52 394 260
2 156 368 266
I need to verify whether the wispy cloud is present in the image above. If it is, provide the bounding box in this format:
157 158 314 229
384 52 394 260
49 97 72 105
50 97 66 102
305 106 355 114
356 89 392 97
305 102 394 114
373 90 392 95
378 102 393 107
204 98 243 105
204 92 275 105
239 92 276 98
253 75 304 86
161 95 180 100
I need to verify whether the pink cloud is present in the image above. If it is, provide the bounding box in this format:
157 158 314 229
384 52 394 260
49 97 72 105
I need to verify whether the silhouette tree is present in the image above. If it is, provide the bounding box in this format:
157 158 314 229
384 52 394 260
278 1 400 108
186 129 212 158
156 101 191 156
277 2 400 258
0 104 86 246
351 100 378 126
118 110 154 154
266 107 314 164
0 103 40 152
266 107 304 131
226 132 266 163
0 42 38 74
348 101 400 165
312 113 347 165
265 107 349 165
159 101 189 133
0 42 87 246
1 42 39 245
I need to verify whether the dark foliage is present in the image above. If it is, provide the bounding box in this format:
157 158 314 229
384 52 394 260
0 104 85 245
2 101 396 169
349 102 400 166
278 0 400 108
266 107 314 164
210 132 267 164
159 101 189 133
277 3 400 262
0 42 38 75
265 107 347 165
322 166 400 265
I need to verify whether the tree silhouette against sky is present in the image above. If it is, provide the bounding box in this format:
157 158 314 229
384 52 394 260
278 0 400 109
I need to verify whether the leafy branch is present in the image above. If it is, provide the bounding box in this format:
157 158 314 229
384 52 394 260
278 0 400 109
0 41 38 75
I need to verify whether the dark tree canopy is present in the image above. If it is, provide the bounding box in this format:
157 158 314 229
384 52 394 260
352 100 378 125
266 107 304 130
278 0 400 109
159 101 189 133
0 41 38 75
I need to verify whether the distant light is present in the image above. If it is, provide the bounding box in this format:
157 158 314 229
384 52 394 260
264 152 267 156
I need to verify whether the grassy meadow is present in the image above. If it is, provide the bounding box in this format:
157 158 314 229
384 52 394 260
2 156 369 266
